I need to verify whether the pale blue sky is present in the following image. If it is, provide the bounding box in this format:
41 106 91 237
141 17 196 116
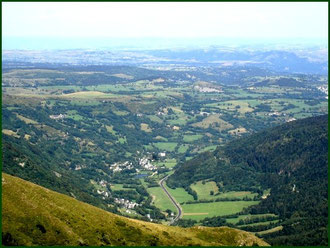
2 2 328 39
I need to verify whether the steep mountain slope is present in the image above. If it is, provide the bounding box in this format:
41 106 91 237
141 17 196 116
2 173 269 246
167 115 328 245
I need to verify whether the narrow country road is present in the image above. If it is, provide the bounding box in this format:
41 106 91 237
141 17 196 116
159 175 183 224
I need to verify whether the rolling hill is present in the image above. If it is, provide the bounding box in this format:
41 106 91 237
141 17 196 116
2 173 269 246
167 115 328 245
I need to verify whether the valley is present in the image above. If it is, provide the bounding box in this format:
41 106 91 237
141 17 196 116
2 2 328 246
2 50 328 246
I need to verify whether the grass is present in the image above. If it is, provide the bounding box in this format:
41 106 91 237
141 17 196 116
61 91 118 99
154 136 168 141
2 173 269 246
164 183 194 204
112 109 129 116
2 129 20 138
183 134 203 142
199 145 217 153
256 226 283 235
154 159 177 169
190 181 219 200
182 201 260 221
111 184 135 191
228 127 248 135
147 115 163 123
66 110 84 121
146 187 177 213
105 125 117 135
117 137 127 144
191 114 233 131
226 214 277 224
238 220 279 227
178 144 190 153
69 99 101 106
15 114 38 124
140 123 152 132
216 191 258 200
153 142 178 152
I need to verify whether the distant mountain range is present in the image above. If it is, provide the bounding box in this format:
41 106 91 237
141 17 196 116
3 47 328 75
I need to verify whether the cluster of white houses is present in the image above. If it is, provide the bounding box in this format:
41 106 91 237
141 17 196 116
49 114 66 120
139 157 157 171
109 161 134 172
114 198 139 210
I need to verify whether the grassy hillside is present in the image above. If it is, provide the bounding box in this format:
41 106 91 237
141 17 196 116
2 173 269 246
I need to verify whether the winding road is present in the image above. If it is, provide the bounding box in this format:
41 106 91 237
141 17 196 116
158 175 183 224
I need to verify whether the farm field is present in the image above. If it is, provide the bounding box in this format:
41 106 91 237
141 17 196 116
190 181 219 200
182 201 260 221
164 183 194 204
147 186 177 213
226 214 278 224
153 142 178 152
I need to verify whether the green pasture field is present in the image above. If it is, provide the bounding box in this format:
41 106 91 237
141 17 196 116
199 145 218 153
153 142 178 152
117 137 127 144
191 114 233 131
238 219 280 227
251 86 287 94
226 213 278 224
178 144 190 153
164 183 194 204
224 88 264 98
66 110 84 121
148 115 163 123
154 159 177 168
146 187 177 213
167 117 188 126
216 191 258 199
183 134 203 142
40 85 83 91
15 114 39 124
110 184 136 191
182 201 259 221
85 84 133 93
69 99 101 106
190 181 219 200
105 125 117 135
256 225 283 235
154 136 168 141
141 123 152 132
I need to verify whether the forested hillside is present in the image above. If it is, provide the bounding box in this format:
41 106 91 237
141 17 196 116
167 115 328 245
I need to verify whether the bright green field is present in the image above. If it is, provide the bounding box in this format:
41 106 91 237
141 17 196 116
110 184 134 191
190 181 219 200
66 110 84 121
178 144 190 153
154 159 177 169
183 134 203 142
146 187 177 213
164 183 194 204
153 142 178 152
216 191 258 199
199 145 217 152
182 201 259 221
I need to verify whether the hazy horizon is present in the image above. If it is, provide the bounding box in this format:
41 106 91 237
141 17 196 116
2 2 328 50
